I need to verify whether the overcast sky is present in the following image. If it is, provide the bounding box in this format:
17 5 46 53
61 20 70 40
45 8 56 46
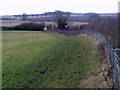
0 0 119 15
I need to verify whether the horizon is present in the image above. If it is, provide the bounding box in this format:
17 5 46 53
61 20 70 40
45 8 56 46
0 0 119 16
0 11 118 16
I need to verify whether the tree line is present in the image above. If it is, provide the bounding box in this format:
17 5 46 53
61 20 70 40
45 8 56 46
87 13 118 48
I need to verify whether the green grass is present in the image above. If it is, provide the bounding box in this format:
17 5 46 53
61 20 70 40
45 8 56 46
2 31 99 88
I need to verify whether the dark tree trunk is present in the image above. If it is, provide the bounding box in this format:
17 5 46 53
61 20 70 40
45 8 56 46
118 13 120 48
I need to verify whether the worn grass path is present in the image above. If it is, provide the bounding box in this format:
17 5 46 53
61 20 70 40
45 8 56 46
2 31 99 88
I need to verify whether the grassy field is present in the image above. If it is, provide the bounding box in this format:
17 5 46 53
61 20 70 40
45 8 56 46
2 31 99 88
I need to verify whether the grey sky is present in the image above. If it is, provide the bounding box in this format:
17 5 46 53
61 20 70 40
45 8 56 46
0 0 119 15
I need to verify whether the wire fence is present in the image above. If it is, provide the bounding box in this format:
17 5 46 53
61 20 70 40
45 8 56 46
78 30 120 88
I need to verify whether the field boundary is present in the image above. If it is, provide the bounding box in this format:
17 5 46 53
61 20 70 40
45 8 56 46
79 30 120 88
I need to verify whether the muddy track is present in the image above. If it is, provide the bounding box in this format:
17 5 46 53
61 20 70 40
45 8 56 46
24 67 49 88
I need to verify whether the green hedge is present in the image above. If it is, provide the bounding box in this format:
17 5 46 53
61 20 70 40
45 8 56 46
2 22 45 31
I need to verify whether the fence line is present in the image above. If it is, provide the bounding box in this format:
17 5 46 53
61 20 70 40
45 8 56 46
78 30 120 88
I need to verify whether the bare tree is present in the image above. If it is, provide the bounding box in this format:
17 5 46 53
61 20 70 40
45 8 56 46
54 10 70 29
22 13 28 20
88 14 118 48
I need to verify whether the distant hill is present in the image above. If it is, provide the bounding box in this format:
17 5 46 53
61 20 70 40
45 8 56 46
1 11 117 22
